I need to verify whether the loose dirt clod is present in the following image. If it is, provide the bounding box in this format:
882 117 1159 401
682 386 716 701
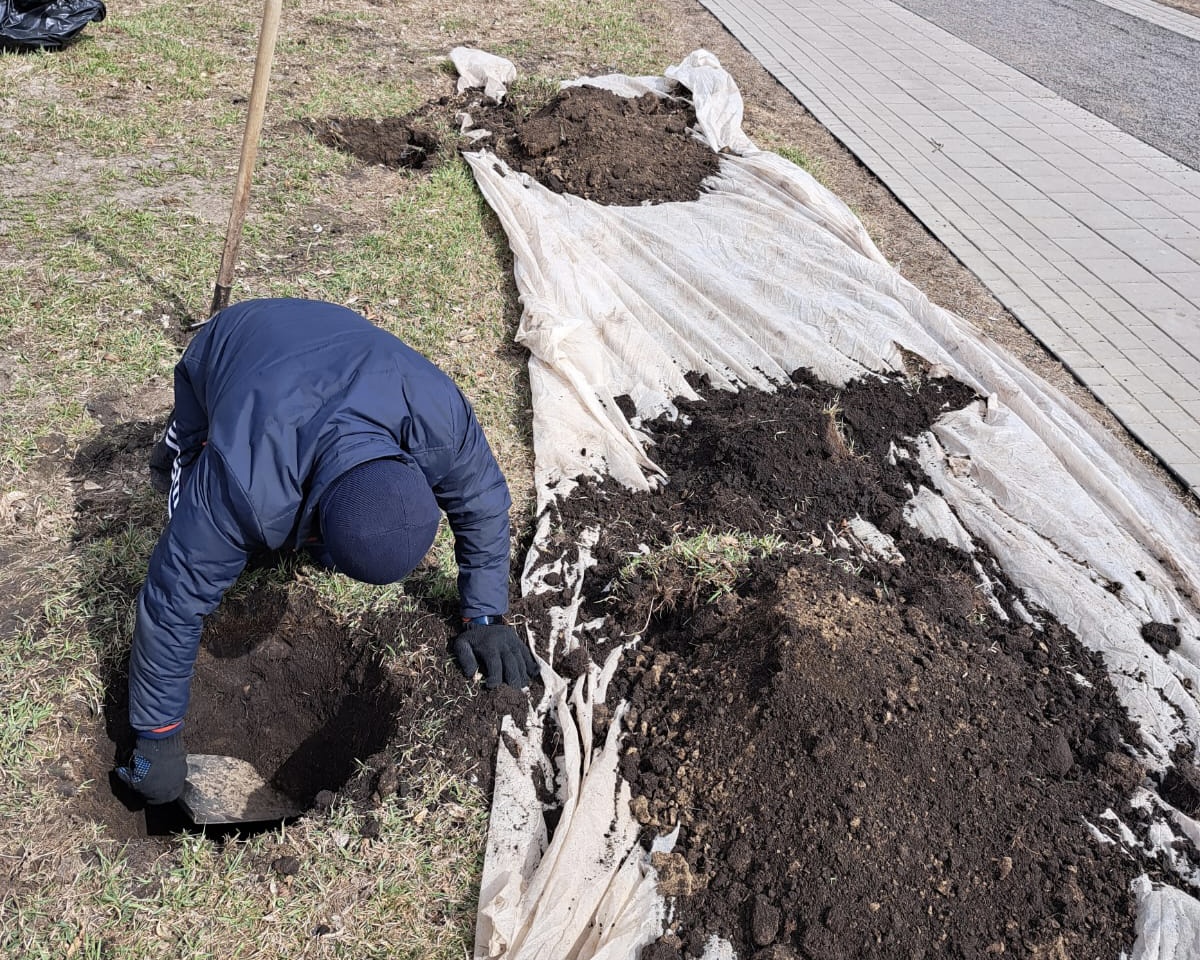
302 116 440 168
1142 620 1182 656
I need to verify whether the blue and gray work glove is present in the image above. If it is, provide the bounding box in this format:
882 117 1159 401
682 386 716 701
115 732 188 804
451 616 538 689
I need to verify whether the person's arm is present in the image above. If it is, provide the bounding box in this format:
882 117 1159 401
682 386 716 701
119 447 255 801
432 394 513 620
433 392 537 689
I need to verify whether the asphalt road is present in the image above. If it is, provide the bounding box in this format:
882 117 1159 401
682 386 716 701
890 0 1200 170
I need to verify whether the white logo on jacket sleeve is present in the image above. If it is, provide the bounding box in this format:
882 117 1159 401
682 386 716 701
165 422 182 518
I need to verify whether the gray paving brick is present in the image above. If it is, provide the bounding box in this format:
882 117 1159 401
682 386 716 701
1051 259 1102 291
1091 258 1162 287
1049 235 1118 260
1126 418 1183 445
986 178 1044 203
1056 287 1105 315
1096 355 1141 378
1137 247 1200 276
1180 441 1200 465
1142 220 1200 243
1125 346 1181 372
1131 173 1195 200
1027 216 1103 241
1158 273 1200 306
1166 191 1200 212
1153 373 1200 404
1145 341 1198 372
1051 195 1141 231
1154 455 1200 491
1151 437 1200 468
1105 396 1158 426
1146 429 1197 461
1106 323 1164 352
1161 234 1200 261
1110 198 1179 221
1168 353 1200 385
1115 279 1192 309
1096 227 1188 254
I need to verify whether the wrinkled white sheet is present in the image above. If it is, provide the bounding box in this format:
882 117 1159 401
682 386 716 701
450 46 517 102
458 49 1200 959
474 645 664 960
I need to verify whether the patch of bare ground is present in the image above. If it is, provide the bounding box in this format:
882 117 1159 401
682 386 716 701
1156 0 1200 17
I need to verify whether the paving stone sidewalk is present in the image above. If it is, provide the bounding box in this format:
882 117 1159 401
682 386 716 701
700 0 1200 495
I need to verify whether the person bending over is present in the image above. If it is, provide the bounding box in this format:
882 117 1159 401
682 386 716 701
117 297 536 805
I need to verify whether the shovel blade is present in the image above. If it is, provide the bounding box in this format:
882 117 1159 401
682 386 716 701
180 754 302 825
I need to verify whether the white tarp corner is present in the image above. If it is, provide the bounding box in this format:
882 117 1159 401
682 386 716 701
451 47 517 102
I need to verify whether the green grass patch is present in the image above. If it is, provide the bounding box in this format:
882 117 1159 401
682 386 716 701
524 0 660 71
265 158 513 372
774 144 818 175
621 528 786 603
3 775 485 960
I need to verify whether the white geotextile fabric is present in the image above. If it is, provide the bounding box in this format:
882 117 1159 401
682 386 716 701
458 50 1200 958
450 47 517 102
475 647 664 960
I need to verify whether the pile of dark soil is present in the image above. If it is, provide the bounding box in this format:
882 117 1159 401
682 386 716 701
510 371 1190 959
303 84 719 205
469 84 720 204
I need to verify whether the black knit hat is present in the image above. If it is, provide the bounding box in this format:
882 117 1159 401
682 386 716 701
319 457 440 584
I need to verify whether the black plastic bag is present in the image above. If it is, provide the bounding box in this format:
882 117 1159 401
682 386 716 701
1 0 107 51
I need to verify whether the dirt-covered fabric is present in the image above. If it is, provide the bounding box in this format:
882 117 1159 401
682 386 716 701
66 77 1198 956
510 372 1187 959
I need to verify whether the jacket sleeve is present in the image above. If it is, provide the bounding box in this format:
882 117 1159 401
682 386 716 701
128 446 254 735
432 395 513 620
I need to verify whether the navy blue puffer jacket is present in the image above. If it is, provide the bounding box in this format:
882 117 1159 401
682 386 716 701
128 299 513 736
